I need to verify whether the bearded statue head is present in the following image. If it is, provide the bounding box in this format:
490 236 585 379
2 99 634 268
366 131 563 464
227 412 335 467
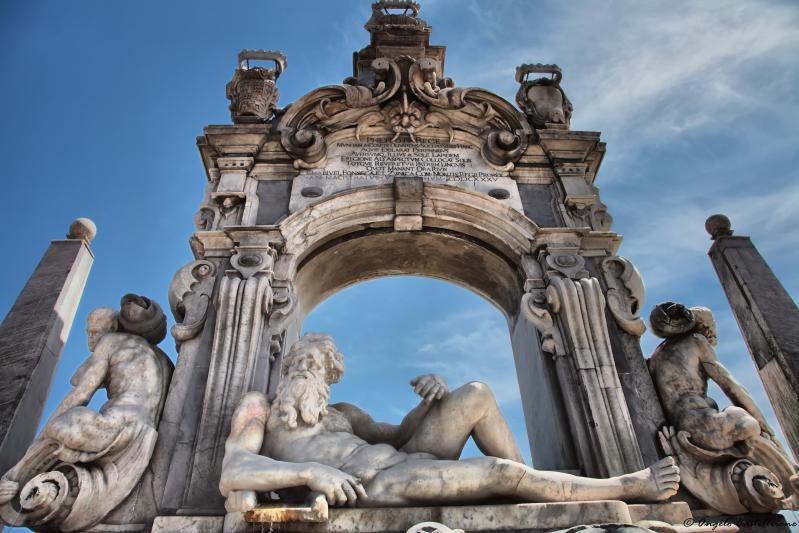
273 333 345 429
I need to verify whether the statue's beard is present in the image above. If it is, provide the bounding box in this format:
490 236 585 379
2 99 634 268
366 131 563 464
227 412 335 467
273 371 329 429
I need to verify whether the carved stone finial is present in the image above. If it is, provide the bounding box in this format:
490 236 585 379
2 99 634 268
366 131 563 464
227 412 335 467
356 1 440 77
365 1 429 37
706 213 733 240
67 217 96 242
515 63 572 129
226 50 287 124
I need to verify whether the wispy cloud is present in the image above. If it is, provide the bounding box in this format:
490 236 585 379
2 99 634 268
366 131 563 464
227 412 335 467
619 181 799 291
436 0 799 151
406 307 522 405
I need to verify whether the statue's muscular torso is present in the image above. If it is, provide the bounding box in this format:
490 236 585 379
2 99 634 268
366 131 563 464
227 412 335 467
649 333 717 420
263 405 434 484
96 333 166 421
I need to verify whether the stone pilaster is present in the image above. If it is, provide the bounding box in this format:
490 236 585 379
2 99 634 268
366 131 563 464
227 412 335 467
0 219 95 474
519 244 645 477
706 214 799 458
158 229 298 514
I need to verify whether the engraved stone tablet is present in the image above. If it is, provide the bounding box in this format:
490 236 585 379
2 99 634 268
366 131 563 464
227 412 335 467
289 138 523 212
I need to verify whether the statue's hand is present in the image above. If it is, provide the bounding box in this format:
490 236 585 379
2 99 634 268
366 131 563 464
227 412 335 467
0 478 19 505
658 426 677 458
410 374 448 404
306 465 367 507
759 420 777 440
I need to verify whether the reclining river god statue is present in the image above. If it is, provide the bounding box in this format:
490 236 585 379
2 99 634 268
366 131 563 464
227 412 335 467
220 333 680 510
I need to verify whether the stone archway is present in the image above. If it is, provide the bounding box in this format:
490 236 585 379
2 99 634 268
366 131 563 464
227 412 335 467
152 5 666 515
270 182 644 478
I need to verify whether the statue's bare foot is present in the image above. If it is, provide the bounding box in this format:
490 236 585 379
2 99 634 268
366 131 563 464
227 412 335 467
0 478 19 505
620 457 680 502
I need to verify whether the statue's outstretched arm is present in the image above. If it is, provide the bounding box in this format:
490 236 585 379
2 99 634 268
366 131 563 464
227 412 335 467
45 343 109 426
333 374 446 448
699 343 774 437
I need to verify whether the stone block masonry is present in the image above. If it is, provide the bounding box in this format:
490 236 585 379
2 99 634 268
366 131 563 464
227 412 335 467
0 219 95 474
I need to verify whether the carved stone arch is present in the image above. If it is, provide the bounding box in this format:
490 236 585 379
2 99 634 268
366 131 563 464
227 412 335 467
265 184 623 477
280 183 539 275
279 183 539 320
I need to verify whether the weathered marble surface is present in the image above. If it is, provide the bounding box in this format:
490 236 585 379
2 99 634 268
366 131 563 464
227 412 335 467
290 138 524 213
226 50 286 124
648 302 797 515
706 214 799 460
520 253 645 477
515 64 573 129
159 501 698 533
0 219 95 475
0 295 173 531
151 515 224 532
220 333 679 514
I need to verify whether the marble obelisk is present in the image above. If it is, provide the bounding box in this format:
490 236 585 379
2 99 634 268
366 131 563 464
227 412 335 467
0 218 96 473
706 214 799 458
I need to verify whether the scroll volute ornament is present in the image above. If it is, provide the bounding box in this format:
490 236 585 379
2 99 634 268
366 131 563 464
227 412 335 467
227 50 287 124
168 260 217 345
341 57 402 108
279 57 402 169
408 57 528 170
278 54 530 171
408 57 469 109
515 63 573 129
231 246 276 280
520 290 564 356
601 256 646 337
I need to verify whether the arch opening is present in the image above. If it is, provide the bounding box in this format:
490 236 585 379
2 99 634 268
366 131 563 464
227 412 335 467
301 275 532 463
294 229 525 323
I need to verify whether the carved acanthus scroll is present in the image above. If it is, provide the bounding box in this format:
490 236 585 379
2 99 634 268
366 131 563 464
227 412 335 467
278 55 531 171
341 57 402 108
169 260 217 346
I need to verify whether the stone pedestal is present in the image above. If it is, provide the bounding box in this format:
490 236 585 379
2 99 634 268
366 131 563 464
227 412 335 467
152 501 693 533
706 214 799 458
0 219 95 474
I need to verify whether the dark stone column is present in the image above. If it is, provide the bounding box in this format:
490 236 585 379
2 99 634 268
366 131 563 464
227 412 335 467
706 214 799 458
0 219 95 474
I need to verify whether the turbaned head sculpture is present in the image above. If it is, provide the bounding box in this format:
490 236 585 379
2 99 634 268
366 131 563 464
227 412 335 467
118 294 167 345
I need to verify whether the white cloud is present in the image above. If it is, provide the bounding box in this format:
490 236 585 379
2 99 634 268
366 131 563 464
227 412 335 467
405 307 522 406
619 181 799 291
436 0 799 147
542 1 799 139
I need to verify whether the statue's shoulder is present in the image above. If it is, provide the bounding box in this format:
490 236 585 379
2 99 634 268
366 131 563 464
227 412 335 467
652 334 705 365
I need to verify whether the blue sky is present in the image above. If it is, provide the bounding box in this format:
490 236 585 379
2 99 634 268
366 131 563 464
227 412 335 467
2 0 799 502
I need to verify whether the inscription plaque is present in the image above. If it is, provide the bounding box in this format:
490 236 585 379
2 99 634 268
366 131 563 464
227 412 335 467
289 138 522 212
